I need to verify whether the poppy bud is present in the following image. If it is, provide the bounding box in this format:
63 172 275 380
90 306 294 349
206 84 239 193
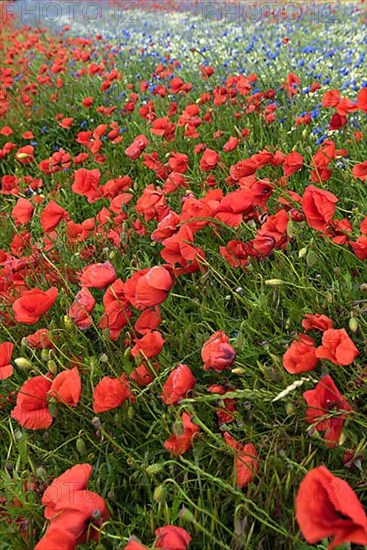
180 507 195 523
14 430 24 441
47 359 57 375
14 357 33 369
76 437 87 455
146 463 164 476
127 405 135 419
349 317 359 333
36 467 46 479
153 484 167 504
231 367 245 374
298 247 307 258
63 315 73 331
99 353 108 363
265 279 285 286
41 349 50 361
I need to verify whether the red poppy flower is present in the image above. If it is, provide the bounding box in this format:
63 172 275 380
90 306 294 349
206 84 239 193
315 328 359 366
357 88 367 113
49 367 81 408
25 329 53 349
303 374 352 446
135 184 169 222
208 385 237 425
15 145 34 163
11 198 34 225
150 117 176 141
164 411 200 455
199 148 220 172
42 464 92 518
11 375 53 429
134 307 161 335
283 151 303 177
201 331 236 372
34 526 76 550
99 279 132 341
93 375 132 413
223 136 239 152
296 466 367 549
130 361 159 387
302 314 334 332
71 168 101 203
68 288 96 330
0 342 13 380
322 90 341 108
283 334 319 374
161 364 195 405
43 490 108 544
40 201 69 232
302 185 339 231
350 235 367 260
79 262 116 289
353 161 367 181
132 266 172 309
131 331 165 359
39 463 109 546
161 225 204 266
13 287 58 325
125 134 149 160
224 432 258 488
123 538 148 550
155 525 191 550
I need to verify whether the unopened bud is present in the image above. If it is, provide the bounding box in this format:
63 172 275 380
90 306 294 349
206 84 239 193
231 367 245 374
76 437 87 455
36 467 46 478
349 317 358 333
265 279 285 286
146 463 164 476
63 315 73 330
153 485 167 504
41 349 50 361
47 360 57 375
14 357 33 369
180 507 195 523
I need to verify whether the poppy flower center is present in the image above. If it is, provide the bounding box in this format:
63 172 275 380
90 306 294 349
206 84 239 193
325 399 340 411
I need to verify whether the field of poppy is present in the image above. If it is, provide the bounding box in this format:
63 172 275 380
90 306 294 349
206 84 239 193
1 0 367 548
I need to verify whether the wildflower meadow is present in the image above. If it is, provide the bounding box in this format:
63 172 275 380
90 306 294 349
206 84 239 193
1 0 367 548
